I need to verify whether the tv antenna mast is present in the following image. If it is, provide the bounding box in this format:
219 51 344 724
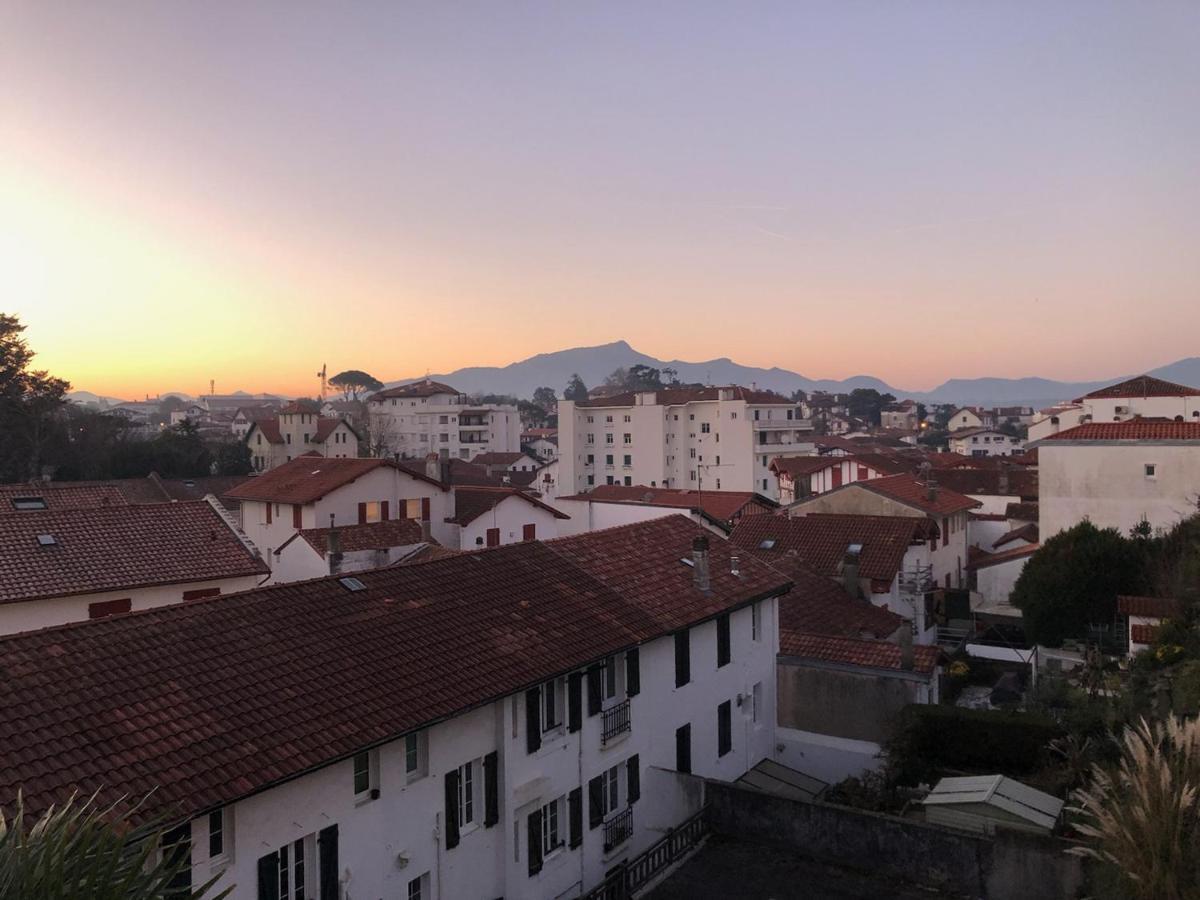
317 363 328 400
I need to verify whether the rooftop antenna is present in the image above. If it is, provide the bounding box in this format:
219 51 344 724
316 363 328 400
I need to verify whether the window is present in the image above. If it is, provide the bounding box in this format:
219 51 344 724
689 448 696 459
541 796 563 855
675 630 691 687
623 454 631 466
353 750 377 798
363 501 382 523
623 414 631 423
605 434 614 444
689 470 696 482
1145 463 1157 479
675 723 692 774
457 761 475 827
623 433 631 444
605 454 614 465
541 678 561 731
586 416 594 423
603 764 620 815
701 423 710 434
718 700 732 757
623 476 632 486
269 837 308 900
407 872 430 900
762 479 768 491
601 655 620 704
586 433 594 444
587 475 594 486
586 454 594 465
752 682 763 724
405 731 428 781
716 614 731 667
752 602 762 641
605 415 613 423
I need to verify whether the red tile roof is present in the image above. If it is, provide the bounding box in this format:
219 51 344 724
0 483 129 513
562 485 776 524
730 513 933 585
397 458 505 487
313 417 356 443
0 517 787 820
1117 595 1184 619
369 379 460 401
841 474 981 516
931 468 1038 500
471 452 534 466
279 400 321 414
780 632 940 674
576 386 793 408
1078 375 1200 400
295 519 426 557
1037 421 1200 442
993 523 1039 549
1130 623 1158 644
967 543 1039 570
770 456 847 477
227 456 441 504
0 502 267 606
247 418 283 444
1005 501 1039 522
777 567 905 640
447 486 569 526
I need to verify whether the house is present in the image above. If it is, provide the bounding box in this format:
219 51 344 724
1118 595 1184 658
730 512 940 644
880 400 919 431
993 406 1035 427
532 458 561 499
1030 420 1200 539
770 454 901 504
472 451 543 476
243 403 360 472
0 499 267 634
226 454 454 560
967 543 1040 608
169 403 209 426
269 518 438 583
0 516 788 900
930 466 1039 553
947 428 1023 458
558 386 813 501
922 775 1062 836
553 485 777 536
522 428 559 462
367 379 522 461
320 398 368 429
1074 374 1200 424
947 407 995 430
447 486 569 548
231 404 279 438
784 474 980 590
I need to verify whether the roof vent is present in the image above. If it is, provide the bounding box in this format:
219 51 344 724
36 534 57 547
13 497 47 511
339 576 367 591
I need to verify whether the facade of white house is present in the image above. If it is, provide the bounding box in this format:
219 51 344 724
368 380 521 461
245 408 359 473
948 429 1023 458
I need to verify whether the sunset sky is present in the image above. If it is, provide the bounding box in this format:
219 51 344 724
3 2 1199 399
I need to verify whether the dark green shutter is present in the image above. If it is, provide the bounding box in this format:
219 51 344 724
257 851 279 900
676 723 692 774
527 808 543 876
627 755 640 804
568 787 582 848
444 771 460 849
483 751 499 827
717 614 731 667
588 775 604 829
718 700 732 757
568 672 582 732
525 688 542 754
675 631 690 687
318 824 338 900
626 648 640 697
586 666 602 716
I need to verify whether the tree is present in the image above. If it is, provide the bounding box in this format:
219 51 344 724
0 791 229 899
214 441 252 476
0 314 70 482
531 386 557 412
563 374 588 402
329 370 384 401
1011 521 1148 646
846 389 894 426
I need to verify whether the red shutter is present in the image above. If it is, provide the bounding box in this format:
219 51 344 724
522 523 536 541
358 502 367 524
421 497 431 521
266 503 272 525
857 465 868 481
487 527 501 547
381 501 390 521
832 467 843 488
293 504 302 529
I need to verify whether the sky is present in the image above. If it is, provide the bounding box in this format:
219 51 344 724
2 1 1199 399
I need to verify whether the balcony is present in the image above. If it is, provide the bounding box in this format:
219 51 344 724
601 699 631 745
603 806 633 853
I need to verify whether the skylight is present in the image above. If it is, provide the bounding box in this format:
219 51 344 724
847 542 864 556
339 576 367 591
12 497 47 511
758 539 776 550
679 557 695 567
36 534 57 547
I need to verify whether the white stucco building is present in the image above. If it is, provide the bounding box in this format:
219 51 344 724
1028 375 1200 441
558 386 813 502
948 428 1023 458
1030 420 1200 539
367 379 521 461
244 402 360 473
770 454 900 504
0 517 788 900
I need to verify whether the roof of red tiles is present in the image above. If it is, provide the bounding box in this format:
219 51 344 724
780 631 940 674
0 483 130 513
1078 375 1200 400
931 468 1038 500
575 385 794 408
279 400 321 414
730 513 933 584
1130 623 1159 644
0 501 267 605
227 456 442 504
803 474 980 517
313 417 358 443
560 484 776 523
447 486 569 526
776 567 905 640
993 523 1039 549
967 543 1039 570
769 456 848 477
1037 421 1200 442
151 474 253 507
293 519 426 557
1117 595 1184 619
397 458 507 488
471 452 535 466
0 516 787 820
369 379 460 401
1005 501 1039 522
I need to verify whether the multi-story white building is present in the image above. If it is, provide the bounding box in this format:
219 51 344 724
243 402 360 472
1030 420 1200 539
0 517 787 900
1028 375 1200 441
368 380 521 461
558 387 813 501
947 428 1023 458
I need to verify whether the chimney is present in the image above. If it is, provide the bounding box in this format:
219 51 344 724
730 553 740 577
899 625 914 671
926 480 939 503
327 514 343 575
425 453 440 480
420 517 432 543
691 535 711 592
998 462 1010 496
841 549 860 598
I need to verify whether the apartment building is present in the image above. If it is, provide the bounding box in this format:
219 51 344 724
0 517 788 900
368 379 521 460
558 387 813 501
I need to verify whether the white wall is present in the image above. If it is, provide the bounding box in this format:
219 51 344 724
974 555 1030 606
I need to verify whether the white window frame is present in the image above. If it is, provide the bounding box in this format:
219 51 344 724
407 872 430 900
405 731 428 782
601 764 621 818
353 748 379 801
207 807 234 869
541 677 563 733
457 760 478 829
541 795 565 856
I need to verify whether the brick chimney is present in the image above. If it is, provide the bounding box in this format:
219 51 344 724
841 547 860 598
425 453 440 481
691 535 711 592
327 514 343 575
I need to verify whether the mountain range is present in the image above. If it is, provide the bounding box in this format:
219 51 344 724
383 341 1200 409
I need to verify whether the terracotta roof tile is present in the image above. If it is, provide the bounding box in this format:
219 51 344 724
562 485 776 524
966 543 1039 570
776 567 905 639
1038 421 1200 441
447 486 569 526
1079 375 1200 400
227 456 441 504
1130 623 1158 644
993 523 1039 548
0 484 129 513
932 468 1038 500
780 631 940 674
844 474 981 516
298 519 426 556
0 502 267 605
1117 595 1184 619
1005 501 1039 522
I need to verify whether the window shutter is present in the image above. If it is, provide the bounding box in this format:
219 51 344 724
421 497 431 520
567 672 582 733
486 527 500 547
588 775 604 829
292 504 302 529
627 755 640 804
357 502 367 525
483 751 499 827
381 500 390 521
717 614 731 668
626 648 640 697
675 631 691 687
676 723 692 774
443 771 460 849
527 809 543 876
266 503 272 525
586 666 602 716
568 787 583 849
257 851 280 900
525 688 542 754
317 824 338 900
718 700 732 757
522 523 536 541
